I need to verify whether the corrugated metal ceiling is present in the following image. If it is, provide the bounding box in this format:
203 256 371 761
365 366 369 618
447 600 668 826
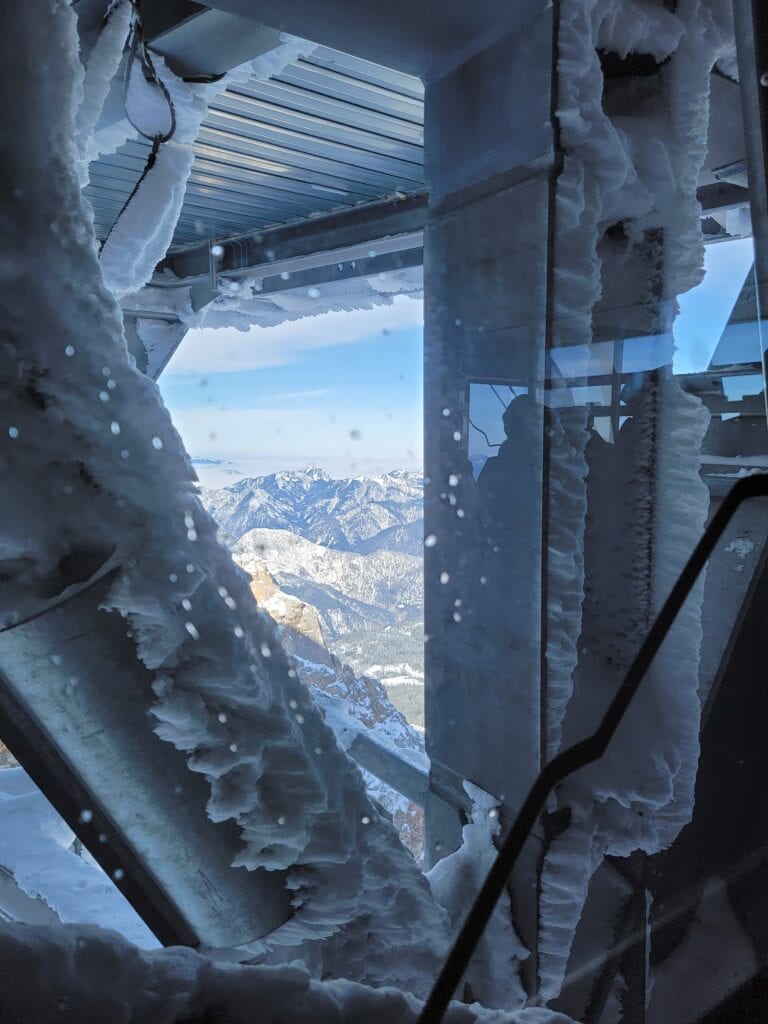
84 45 425 253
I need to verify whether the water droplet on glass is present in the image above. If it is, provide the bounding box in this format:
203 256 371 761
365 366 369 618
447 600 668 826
184 621 199 640
64 344 75 357
99 391 109 402
277 815 287 826
211 244 224 257
217 585 228 598
187 528 198 542
288 699 298 709
181 598 192 612
287 668 297 679
79 809 93 823
453 611 462 622
488 808 498 819
295 713 305 725
454 318 463 327
225 596 237 610
218 712 228 723
98 832 107 843
307 287 320 298
184 512 195 529
234 626 244 638
442 407 450 417
453 431 461 441
457 508 465 518
314 746 323 755
480 575 487 584
454 598 462 607
280 271 290 280
349 429 361 440
113 868 124 881
761 70 768 87
169 573 178 583
51 654 62 666
440 571 450 585
110 421 120 436
424 534 437 548
8 427 18 439
107 379 116 390
102 367 111 377
120 449 129 459
229 742 238 753
185 563 194 574
448 474 459 487
151 436 163 450
361 815 371 825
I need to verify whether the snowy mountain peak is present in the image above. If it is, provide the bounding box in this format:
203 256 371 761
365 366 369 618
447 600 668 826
201 468 423 550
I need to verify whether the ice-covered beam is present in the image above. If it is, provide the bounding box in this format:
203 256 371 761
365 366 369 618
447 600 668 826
1 0 447 992
158 191 427 282
0 565 291 948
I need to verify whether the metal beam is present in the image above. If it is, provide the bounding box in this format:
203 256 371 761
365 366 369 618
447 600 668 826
0 559 291 949
200 0 529 78
698 180 751 216
348 731 472 817
159 190 428 281
148 9 281 80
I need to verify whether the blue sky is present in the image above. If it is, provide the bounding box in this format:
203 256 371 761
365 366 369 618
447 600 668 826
159 294 424 485
674 236 755 373
158 238 758 487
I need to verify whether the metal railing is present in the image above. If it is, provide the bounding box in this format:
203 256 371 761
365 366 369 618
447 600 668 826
417 473 768 1024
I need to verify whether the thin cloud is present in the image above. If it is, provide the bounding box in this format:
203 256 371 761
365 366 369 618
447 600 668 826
165 294 423 374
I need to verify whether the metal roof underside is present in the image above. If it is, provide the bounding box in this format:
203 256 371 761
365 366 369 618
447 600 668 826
84 45 425 253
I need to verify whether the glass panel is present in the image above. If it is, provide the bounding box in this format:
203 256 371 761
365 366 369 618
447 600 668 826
538 50 768 1019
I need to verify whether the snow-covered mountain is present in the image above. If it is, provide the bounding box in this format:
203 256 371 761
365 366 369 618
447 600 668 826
200 467 423 550
233 529 422 636
204 469 426 726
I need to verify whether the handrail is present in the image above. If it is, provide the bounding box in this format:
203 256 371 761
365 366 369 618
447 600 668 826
416 473 768 1024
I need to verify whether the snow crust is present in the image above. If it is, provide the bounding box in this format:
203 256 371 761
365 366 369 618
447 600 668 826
0 769 157 949
427 783 529 1010
0 0 446 995
539 374 710 998
130 263 425 346
538 0 730 999
0 919 579 1024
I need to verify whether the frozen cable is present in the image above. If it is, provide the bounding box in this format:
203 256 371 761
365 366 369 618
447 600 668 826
98 0 177 253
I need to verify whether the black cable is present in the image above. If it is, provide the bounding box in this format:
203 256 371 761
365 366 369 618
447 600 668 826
98 0 177 253
489 384 509 410
467 417 501 450
416 473 768 1024
98 136 161 252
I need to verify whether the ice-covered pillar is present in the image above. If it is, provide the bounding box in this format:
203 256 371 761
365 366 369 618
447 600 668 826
421 2 556 976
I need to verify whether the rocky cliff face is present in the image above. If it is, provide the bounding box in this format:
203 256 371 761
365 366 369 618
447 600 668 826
245 558 425 859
